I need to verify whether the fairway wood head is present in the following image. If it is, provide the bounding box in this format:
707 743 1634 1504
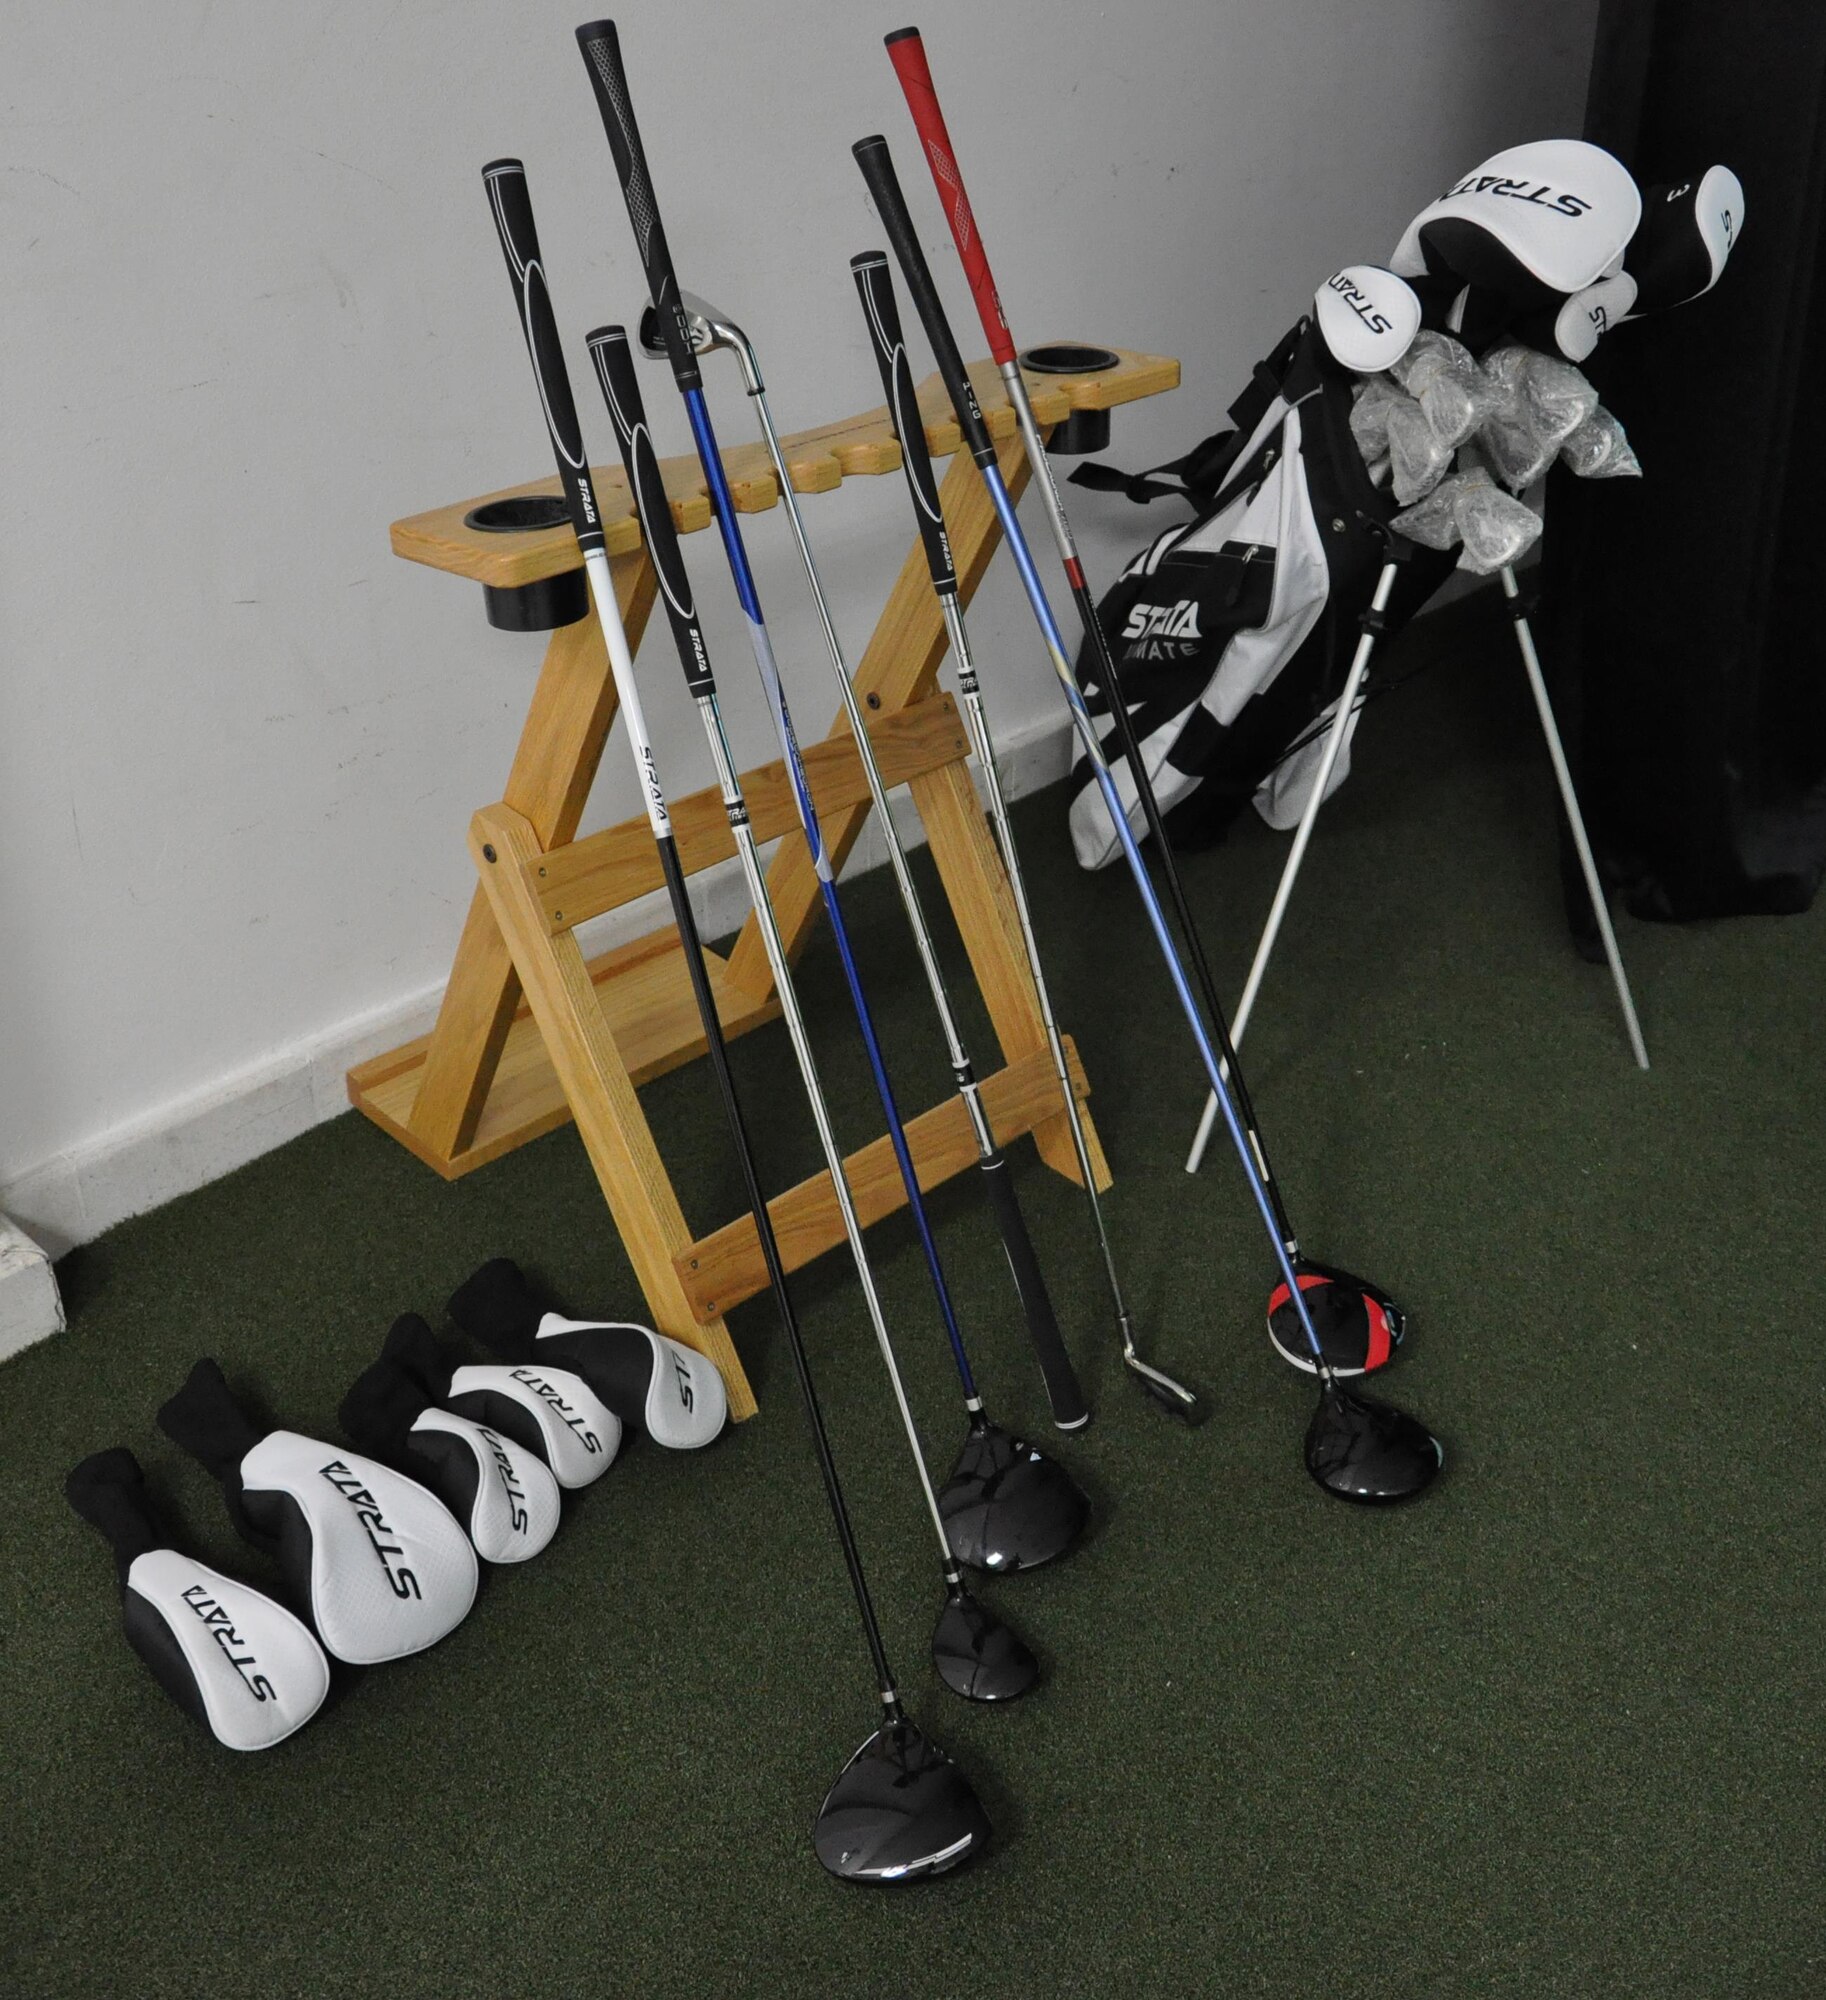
938 1419 1089 1573
813 1717 990 1883
1305 1381 1443 1503
931 1584 1039 1702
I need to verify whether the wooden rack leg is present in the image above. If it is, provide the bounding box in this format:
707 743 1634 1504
410 551 658 1162
467 797 755 1422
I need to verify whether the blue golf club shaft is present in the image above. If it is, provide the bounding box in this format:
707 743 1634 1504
852 133 1335 1375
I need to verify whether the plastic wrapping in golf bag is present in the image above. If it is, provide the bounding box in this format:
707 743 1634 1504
1067 319 1453 867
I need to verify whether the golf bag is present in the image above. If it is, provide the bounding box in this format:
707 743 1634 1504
1066 318 1453 868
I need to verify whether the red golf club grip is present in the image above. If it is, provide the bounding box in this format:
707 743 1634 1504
884 28 1016 367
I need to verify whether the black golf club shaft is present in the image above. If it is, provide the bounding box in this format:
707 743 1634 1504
883 26 1304 1255
850 248 1199 1416
481 156 899 1704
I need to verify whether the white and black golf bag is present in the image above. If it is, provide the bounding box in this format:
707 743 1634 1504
1067 319 1454 868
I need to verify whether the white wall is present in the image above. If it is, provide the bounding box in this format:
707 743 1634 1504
0 0 1597 1250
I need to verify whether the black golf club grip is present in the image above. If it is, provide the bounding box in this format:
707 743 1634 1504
852 135 996 468
482 159 607 552
574 20 702 390
852 252 956 597
587 325 715 699
979 1152 1088 1430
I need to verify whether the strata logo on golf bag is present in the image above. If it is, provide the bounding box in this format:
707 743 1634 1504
1067 319 1453 867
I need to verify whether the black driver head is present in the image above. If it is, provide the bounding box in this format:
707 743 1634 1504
813 1716 990 1883
930 1583 1039 1702
938 1419 1089 1573
1305 1381 1443 1504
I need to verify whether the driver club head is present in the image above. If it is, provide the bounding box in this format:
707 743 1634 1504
930 1582 1040 1702
938 1419 1089 1573
1304 1380 1443 1504
813 1715 990 1883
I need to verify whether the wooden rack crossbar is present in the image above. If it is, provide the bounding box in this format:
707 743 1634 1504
351 345 1180 1422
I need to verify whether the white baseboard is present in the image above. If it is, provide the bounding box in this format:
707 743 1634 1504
0 1216 65 1362
0 708 1077 1264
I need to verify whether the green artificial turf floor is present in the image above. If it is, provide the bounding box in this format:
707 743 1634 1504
4 597 1823 1998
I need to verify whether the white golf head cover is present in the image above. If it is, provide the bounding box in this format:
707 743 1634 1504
1392 141 1642 305
1539 269 1640 361
1625 166 1745 313
444 1360 622 1489
535 1314 729 1450
1314 266 1422 374
124 1551 330 1748
236 1433 478 1665
403 1409 561 1562
447 1258 728 1451
157 1360 478 1667
67 1446 329 1751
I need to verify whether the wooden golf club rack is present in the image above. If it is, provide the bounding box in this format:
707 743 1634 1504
349 345 1179 1421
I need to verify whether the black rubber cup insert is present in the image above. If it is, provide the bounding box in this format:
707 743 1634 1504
1020 343 1120 374
465 494 573 533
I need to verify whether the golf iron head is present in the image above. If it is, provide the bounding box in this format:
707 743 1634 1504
813 1716 990 1883
930 1582 1039 1702
938 1417 1089 1573
1304 1380 1443 1504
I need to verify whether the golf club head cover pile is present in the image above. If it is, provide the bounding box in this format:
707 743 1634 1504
339 1315 563 1563
448 1258 727 1450
65 1446 329 1750
155 1359 477 1665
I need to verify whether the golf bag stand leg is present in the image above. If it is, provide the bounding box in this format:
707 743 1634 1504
1500 564 1650 1070
1185 561 1400 1173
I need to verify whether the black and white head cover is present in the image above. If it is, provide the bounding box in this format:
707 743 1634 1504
155 1360 478 1666
340 1316 563 1564
66 1446 329 1750
385 1310 621 1492
1624 166 1744 314
449 1258 728 1451
1314 265 1422 374
1392 140 1642 311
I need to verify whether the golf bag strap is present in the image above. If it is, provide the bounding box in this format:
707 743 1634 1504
1069 319 1314 509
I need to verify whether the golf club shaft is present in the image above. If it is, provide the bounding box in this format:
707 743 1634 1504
585 322 972 1583
482 157 911 1698
579 20 1001 1420
711 317 1085 1430
851 248 1183 1402
854 131 1334 1376
884 26 1301 1246
1184 565 1396 1173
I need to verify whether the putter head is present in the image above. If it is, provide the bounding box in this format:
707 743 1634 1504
1305 1381 1443 1504
813 1716 990 1883
938 1420 1089 1573
930 1583 1039 1702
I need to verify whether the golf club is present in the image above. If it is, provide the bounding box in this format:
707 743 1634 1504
849 247 1201 1420
883 26 1414 1384
636 288 1089 1435
856 130 1442 1501
577 17 1089 1564
482 161 1000 1875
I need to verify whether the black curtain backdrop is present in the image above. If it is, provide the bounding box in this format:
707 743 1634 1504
1549 1 1826 921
